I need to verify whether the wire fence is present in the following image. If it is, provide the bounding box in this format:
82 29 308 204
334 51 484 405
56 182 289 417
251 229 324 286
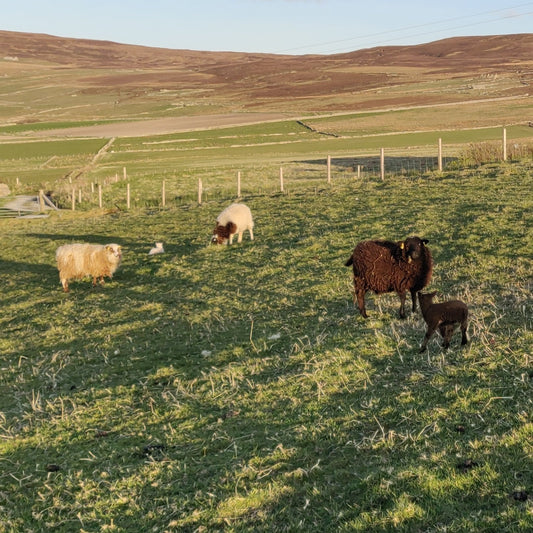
3 131 532 216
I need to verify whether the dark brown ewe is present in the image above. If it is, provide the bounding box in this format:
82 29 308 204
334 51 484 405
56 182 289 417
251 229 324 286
345 236 432 318
418 292 469 352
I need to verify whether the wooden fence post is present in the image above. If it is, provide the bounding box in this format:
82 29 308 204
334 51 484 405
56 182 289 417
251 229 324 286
502 127 507 161
71 188 76 211
78 189 82 204
280 167 284 192
162 180 166 207
39 190 45 212
357 165 362 179
237 171 241 198
380 148 385 181
98 184 103 208
438 138 443 171
123 167 127 180
327 155 331 184
198 178 203 205
126 183 130 209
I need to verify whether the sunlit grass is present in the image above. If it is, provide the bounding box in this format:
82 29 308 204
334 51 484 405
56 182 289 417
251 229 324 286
0 161 532 532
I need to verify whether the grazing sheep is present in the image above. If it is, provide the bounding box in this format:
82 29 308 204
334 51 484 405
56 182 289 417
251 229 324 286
345 236 433 318
212 203 254 245
418 292 469 352
56 243 122 292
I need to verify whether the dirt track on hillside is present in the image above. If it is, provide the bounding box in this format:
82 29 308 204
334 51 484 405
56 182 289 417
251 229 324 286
31 113 290 138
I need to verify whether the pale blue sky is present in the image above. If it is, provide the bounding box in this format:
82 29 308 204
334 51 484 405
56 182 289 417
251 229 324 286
2 0 532 54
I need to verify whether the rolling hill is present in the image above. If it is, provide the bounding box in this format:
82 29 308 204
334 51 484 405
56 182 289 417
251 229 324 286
0 30 531 130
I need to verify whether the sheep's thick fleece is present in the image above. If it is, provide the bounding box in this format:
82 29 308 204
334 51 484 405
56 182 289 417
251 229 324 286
213 203 254 244
345 236 432 318
56 243 122 292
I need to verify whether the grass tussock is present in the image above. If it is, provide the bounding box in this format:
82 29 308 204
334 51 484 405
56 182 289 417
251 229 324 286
0 161 532 532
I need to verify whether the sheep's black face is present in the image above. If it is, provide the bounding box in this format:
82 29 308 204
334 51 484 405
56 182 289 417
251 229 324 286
404 237 429 260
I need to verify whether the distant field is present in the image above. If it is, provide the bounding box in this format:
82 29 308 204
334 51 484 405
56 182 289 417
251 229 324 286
1 111 532 196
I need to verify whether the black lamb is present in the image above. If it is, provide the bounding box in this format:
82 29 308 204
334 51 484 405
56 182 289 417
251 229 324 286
418 291 469 352
345 236 433 318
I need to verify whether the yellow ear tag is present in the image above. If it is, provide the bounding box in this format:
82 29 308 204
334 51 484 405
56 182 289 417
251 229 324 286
400 242 404 249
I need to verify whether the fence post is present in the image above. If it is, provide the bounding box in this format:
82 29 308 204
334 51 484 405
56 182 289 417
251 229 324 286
502 127 507 161
438 138 443 171
380 148 385 181
126 183 130 209
98 184 103 208
39 190 45 212
327 155 331 184
123 167 127 180
198 178 203 205
237 171 241 198
357 165 362 179
162 180 166 207
78 189 82 204
280 167 284 192
71 188 76 211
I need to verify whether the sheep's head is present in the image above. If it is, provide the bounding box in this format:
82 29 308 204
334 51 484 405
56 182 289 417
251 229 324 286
105 244 122 262
212 222 237 245
418 291 437 312
400 237 429 262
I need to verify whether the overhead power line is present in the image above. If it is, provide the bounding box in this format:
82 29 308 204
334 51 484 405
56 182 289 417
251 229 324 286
273 2 533 55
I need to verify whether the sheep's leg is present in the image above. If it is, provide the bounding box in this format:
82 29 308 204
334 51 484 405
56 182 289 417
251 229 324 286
419 326 437 352
436 324 452 348
410 289 418 312
460 320 468 345
92 276 98 286
61 279 69 292
237 232 243 243
249 228 254 241
398 292 407 319
356 289 368 318
228 234 233 245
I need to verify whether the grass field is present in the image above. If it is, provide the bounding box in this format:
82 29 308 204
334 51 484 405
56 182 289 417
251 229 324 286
0 159 532 532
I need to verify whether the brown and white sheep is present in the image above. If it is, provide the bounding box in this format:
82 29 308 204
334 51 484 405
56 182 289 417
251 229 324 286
56 243 122 292
345 236 433 318
418 291 469 352
212 203 254 245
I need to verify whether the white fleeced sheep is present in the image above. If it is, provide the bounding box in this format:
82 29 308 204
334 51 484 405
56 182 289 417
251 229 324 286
212 203 254 245
56 243 122 292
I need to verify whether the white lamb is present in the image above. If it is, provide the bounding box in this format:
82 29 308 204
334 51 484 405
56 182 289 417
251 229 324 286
212 203 254 245
56 243 122 292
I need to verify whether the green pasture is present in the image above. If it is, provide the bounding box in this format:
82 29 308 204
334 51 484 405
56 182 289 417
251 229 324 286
0 160 532 532
1 116 532 197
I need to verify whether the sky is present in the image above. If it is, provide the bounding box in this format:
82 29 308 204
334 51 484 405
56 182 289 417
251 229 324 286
1 0 532 54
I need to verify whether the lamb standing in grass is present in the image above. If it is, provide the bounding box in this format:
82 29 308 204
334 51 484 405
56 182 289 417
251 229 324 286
56 243 122 292
418 291 469 352
212 203 254 245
